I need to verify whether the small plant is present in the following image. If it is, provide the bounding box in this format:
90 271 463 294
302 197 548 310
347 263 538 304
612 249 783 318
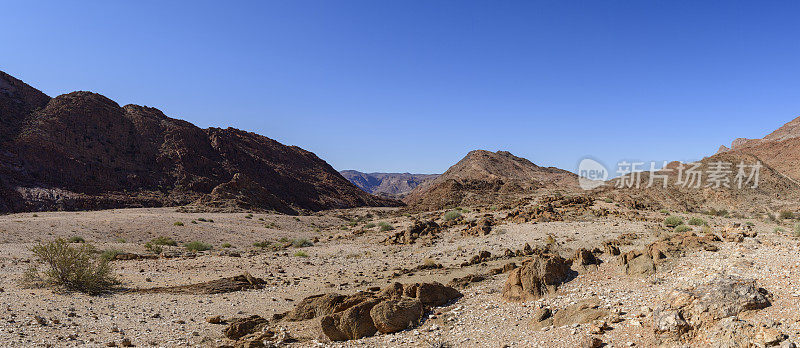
659 209 669 214
443 211 461 221
545 234 556 245
365 222 376 229
184 241 212 252
21 239 118 295
149 236 177 246
705 208 730 217
701 225 712 234
293 251 309 257
207 219 214 223
253 241 271 248
774 227 785 234
115 238 126 243
144 243 163 254
294 217 301 221
780 210 795 220
221 243 232 248
744 221 755 227
99 249 123 262
245 214 253 219
604 198 613 203
423 258 438 267
291 238 313 248
687 217 706 226
664 216 684 228
173 221 184 226
32 214 38 217
378 222 394 232
197 218 207 222
190 220 198 224
68 236 86 243
674 225 692 233
794 224 800 237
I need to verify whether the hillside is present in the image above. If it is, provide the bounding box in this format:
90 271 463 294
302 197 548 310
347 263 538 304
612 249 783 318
0 71 399 214
404 150 579 210
717 115 800 182
339 170 438 197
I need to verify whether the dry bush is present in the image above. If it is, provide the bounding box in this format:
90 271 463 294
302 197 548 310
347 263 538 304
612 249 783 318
21 239 118 295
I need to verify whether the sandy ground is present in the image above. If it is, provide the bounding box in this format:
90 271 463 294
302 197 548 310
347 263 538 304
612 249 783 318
0 205 798 347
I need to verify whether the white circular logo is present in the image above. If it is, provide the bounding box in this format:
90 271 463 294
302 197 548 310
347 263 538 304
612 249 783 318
577 158 608 190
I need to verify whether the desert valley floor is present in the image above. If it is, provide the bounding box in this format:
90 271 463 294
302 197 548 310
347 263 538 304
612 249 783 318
1 200 799 347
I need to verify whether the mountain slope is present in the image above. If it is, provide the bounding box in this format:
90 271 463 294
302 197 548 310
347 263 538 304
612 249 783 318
339 170 438 197
404 150 578 210
717 115 800 182
0 71 399 214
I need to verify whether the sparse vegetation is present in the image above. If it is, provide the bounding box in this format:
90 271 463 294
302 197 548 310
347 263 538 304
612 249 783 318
378 222 394 231
705 208 730 217
184 241 212 252
21 239 117 295
291 238 313 248
144 243 163 254
149 236 177 246
293 251 309 257
99 249 123 262
173 221 184 226
780 210 795 220
253 241 271 248
774 227 786 234
674 225 692 233
68 236 85 243
221 243 232 248
688 217 706 226
794 224 800 237
115 238 126 243
604 198 613 203
365 222 376 228
664 216 684 228
245 214 253 219
745 221 755 227
545 234 556 245
443 210 462 221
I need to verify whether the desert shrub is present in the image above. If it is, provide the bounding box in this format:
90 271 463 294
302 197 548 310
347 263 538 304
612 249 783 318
674 225 692 233
365 222 376 228
294 217 301 221
545 234 556 245
68 236 85 243
221 243 232 248
780 210 795 220
291 238 313 248
197 218 207 222
22 239 117 295
378 222 394 232
99 249 123 261
173 221 184 226
443 211 461 221
774 227 785 234
664 216 684 228
149 236 177 246
115 238 126 243
701 225 712 234
745 221 755 227
705 208 729 217
794 224 800 237
293 251 309 257
144 243 163 254
687 217 706 226
423 258 438 267
253 241 271 248
604 198 613 203
184 241 212 252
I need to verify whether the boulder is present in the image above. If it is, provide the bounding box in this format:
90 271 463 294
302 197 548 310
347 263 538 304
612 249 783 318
320 298 382 341
403 282 462 307
502 253 572 302
369 298 424 334
531 298 609 329
224 315 268 340
284 293 347 321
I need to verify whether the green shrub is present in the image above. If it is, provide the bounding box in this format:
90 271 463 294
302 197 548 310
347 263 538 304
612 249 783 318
293 251 309 257
604 198 613 203
674 225 692 233
780 210 795 220
291 238 313 248
99 249 123 262
221 243 232 248
173 221 184 226
705 208 729 217
378 222 394 232
22 239 118 295
443 211 461 221
664 216 684 228
774 227 786 234
115 238 126 243
149 236 177 246
659 209 669 214
245 214 253 219
144 243 163 254
197 218 207 222
253 241 271 248
184 241 212 252
365 222 376 228
745 221 755 227
68 236 86 243
687 217 706 226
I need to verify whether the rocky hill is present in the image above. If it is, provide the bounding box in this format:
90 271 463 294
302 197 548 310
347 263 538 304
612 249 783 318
602 151 800 214
717 115 800 182
0 71 399 214
339 170 438 198
404 150 579 210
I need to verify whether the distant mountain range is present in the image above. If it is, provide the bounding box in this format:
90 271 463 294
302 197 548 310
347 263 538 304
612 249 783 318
0 71 399 214
339 171 438 198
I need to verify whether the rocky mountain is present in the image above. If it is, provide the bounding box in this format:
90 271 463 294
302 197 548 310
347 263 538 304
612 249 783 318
339 170 438 198
0 71 399 214
602 151 800 213
717 115 800 182
404 150 579 211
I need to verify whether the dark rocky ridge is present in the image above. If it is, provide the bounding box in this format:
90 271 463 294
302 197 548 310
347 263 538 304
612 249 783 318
0 71 399 214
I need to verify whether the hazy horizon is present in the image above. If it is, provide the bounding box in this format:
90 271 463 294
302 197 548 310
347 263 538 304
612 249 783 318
3 1 799 174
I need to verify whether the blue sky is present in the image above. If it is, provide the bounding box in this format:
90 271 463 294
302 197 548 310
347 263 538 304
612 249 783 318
2 1 799 174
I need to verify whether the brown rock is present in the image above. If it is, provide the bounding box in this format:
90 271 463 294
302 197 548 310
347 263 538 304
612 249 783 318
320 298 382 341
403 282 462 307
369 298 424 334
224 315 268 340
502 253 572 302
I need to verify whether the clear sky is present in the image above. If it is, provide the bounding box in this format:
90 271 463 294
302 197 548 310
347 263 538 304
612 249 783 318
2 1 799 174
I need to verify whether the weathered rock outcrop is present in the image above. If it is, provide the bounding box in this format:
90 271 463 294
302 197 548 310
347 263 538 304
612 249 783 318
502 252 573 302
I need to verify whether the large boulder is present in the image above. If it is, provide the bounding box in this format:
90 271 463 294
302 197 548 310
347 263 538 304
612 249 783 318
403 282 462 307
284 293 347 321
502 253 572 302
531 297 610 330
319 298 382 341
369 298 424 334
223 315 268 340
654 274 776 345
